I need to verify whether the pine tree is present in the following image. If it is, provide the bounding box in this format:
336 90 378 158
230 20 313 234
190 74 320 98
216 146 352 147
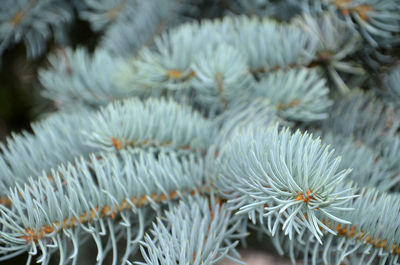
0 0 400 264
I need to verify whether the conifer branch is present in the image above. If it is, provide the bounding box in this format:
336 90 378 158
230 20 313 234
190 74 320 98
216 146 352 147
0 97 213 199
217 125 355 243
137 195 245 265
0 0 74 59
0 150 207 264
255 67 332 121
272 185 400 265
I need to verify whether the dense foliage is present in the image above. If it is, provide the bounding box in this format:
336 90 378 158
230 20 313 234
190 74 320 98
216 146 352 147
0 0 400 264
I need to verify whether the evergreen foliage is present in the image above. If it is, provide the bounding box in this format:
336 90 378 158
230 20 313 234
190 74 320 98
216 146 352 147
0 0 400 264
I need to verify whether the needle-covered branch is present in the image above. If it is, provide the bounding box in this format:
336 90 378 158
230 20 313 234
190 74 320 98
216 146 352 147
217 124 355 243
